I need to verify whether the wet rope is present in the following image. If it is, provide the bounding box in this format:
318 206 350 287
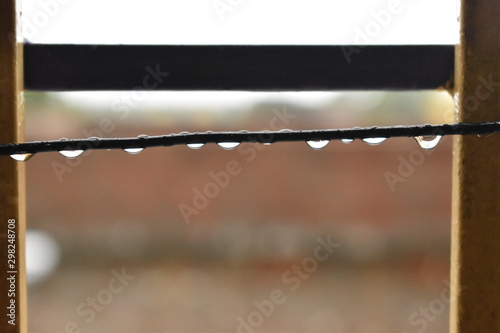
0 122 499 158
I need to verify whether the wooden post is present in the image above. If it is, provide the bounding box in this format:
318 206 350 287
0 0 27 332
451 0 499 332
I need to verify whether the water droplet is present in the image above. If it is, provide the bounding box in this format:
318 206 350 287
59 138 84 158
123 148 144 154
362 137 387 145
218 142 240 150
10 153 34 162
187 143 204 149
59 150 84 158
263 143 272 146
88 136 100 140
138 134 149 139
341 138 354 144
306 140 329 149
414 135 442 150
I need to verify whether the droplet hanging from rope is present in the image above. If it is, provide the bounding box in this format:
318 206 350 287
414 135 442 150
187 143 204 149
59 150 84 158
123 148 144 154
58 138 84 158
306 140 329 150
218 142 240 150
362 137 387 145
10 153 34 162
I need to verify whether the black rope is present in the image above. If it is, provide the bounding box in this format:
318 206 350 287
1 122 499 157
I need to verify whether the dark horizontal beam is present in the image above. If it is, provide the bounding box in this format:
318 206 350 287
24 44 454 91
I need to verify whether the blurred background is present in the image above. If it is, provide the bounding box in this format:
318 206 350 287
21 0 459 332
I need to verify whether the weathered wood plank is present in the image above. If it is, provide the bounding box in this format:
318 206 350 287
451 0 500 332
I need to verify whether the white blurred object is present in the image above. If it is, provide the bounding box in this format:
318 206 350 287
26 230 61 284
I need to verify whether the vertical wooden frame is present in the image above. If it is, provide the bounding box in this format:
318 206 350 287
451 0 499 332
0 0 27 332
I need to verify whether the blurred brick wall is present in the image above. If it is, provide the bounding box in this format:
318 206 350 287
25 96 453 333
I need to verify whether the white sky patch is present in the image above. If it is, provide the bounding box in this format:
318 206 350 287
21 0 458 44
